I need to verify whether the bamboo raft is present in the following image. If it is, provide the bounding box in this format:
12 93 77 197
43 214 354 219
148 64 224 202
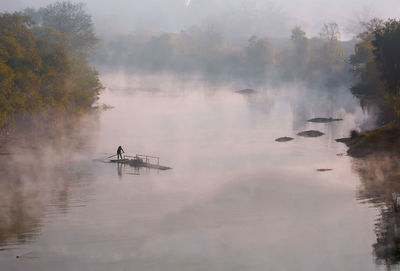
107 154 171 170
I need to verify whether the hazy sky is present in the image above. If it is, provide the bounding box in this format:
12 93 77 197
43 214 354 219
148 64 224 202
1 0 399 39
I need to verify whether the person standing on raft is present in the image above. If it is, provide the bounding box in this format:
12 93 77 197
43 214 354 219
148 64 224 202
117 146 125 160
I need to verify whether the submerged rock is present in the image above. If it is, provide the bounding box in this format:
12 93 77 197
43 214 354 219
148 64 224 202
308 117 343 123
297 130 325 137
275 137 294 142
235 88 256 94
316 168 333 172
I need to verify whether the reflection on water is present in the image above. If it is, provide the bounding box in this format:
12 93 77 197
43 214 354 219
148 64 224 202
0 155 95 249
0 157 94 251
0 73 394 270
0 114 97 250
115 162 148 178
354 155 400 268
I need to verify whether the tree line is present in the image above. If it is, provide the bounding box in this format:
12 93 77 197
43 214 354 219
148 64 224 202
1 1 399 130
92 22 354 86
350 18 400 124
93 18 400 125
0 2 102 131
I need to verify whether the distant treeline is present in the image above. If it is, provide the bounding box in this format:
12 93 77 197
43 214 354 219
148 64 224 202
349 18 400 124
93 18 400 125
92 23 355 86
0 2 102 131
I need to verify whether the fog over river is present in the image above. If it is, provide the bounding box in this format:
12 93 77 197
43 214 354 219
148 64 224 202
0 73 398 270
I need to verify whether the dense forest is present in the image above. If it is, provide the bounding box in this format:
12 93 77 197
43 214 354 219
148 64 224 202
0 2 102 133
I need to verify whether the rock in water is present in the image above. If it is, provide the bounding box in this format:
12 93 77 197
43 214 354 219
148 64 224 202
275 137 294 142
335 137 351 143
307 117 343 123
297 130 325 137
235 89 256 94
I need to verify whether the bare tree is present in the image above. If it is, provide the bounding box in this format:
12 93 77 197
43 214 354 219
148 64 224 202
320 22 341 41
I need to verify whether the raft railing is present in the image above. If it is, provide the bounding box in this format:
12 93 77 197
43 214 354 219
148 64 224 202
124 154 160 166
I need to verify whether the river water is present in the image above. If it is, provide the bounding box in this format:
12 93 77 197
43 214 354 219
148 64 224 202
0 73 398 270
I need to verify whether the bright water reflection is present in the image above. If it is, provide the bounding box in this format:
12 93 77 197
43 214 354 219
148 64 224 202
0 74 394 270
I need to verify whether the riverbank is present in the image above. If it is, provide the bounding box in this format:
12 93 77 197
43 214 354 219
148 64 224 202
336 122 400 157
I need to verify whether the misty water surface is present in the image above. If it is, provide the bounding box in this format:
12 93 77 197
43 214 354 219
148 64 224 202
0 74 397 270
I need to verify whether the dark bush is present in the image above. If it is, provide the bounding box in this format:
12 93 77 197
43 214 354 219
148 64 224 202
350 130 359 139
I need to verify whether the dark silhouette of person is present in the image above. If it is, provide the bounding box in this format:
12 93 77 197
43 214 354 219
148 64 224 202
117 146 125 160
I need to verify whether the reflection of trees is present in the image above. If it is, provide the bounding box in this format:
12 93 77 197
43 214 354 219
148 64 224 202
0 175 43 247
0 115 97 249
353 155 400 267
0 156 94 248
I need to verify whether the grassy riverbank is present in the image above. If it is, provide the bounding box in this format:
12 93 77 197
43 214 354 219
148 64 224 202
337 122 400 157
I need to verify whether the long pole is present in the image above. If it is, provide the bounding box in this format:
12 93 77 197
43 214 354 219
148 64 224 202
105 154 117 159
